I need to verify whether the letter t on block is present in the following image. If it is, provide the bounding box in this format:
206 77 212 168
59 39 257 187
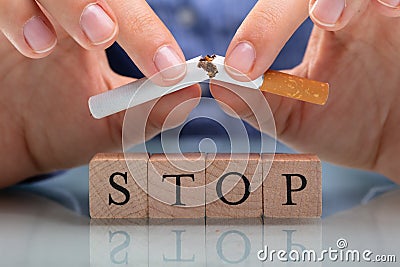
262 154 322 218
89 153 148 218
148 153 206 218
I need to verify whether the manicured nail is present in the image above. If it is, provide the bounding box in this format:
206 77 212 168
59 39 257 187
225 42 256 79
377 0 400 8
23 17 56 53
153 45 186 82
80 4 116 45
310 0 346 27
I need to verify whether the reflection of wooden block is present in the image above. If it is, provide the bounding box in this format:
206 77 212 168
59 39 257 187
206 219 263 267
148 154 205 218
90 220 148 267
149 220 205 266
263 154 321 218
89 153 148 218
262 218 322 266
206 154 263 218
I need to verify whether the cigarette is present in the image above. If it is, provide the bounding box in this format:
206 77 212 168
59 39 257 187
261 70 329 105
88 55 328 119
88 56 262 119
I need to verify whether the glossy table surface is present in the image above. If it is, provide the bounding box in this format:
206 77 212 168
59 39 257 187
0 145 398 266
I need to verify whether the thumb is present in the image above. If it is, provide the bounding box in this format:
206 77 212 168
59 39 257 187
102 73 202 152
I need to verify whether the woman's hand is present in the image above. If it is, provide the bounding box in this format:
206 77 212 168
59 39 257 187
214 0 400 182
0 0 201 187
0 0 191 85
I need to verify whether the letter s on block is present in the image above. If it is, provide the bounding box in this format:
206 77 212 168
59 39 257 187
109 172 131 206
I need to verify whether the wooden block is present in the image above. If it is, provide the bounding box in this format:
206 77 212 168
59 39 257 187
89 153 321 219
206 154 263 218
262 154 321 218
148 153 206 218
89 153 148 218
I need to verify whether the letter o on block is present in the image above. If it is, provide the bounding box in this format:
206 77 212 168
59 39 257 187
206 154 263 218
216 172 250 206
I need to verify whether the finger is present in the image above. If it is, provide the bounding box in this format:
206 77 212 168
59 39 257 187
225 0 309 82
108 0 186 86
209 81 276 136
36 0 118 50
372 0 400 17
309 0 368 31
146 85 202 138
0 0 57 58
112 84 202 147
209 77 313 142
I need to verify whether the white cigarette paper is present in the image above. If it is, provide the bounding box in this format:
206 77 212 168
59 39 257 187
88 55 263 119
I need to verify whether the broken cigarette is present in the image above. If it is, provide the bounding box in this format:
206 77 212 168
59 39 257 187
261 70 329 105
199 55 328 105
88 55 328 119
197 54 219 78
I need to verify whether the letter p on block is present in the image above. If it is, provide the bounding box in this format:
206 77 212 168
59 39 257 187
262 154 322 218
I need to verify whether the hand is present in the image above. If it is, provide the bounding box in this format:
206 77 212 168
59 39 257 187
0 0 200 187
214 0 400 183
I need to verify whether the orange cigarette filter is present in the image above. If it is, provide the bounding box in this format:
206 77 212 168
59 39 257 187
260 70 329 105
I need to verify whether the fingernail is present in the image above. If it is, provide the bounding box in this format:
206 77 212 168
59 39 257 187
377 0 400 8
310 0 346 27
153 45 186 82
225 42 256 78
80 4 116 45
23 17 56 53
